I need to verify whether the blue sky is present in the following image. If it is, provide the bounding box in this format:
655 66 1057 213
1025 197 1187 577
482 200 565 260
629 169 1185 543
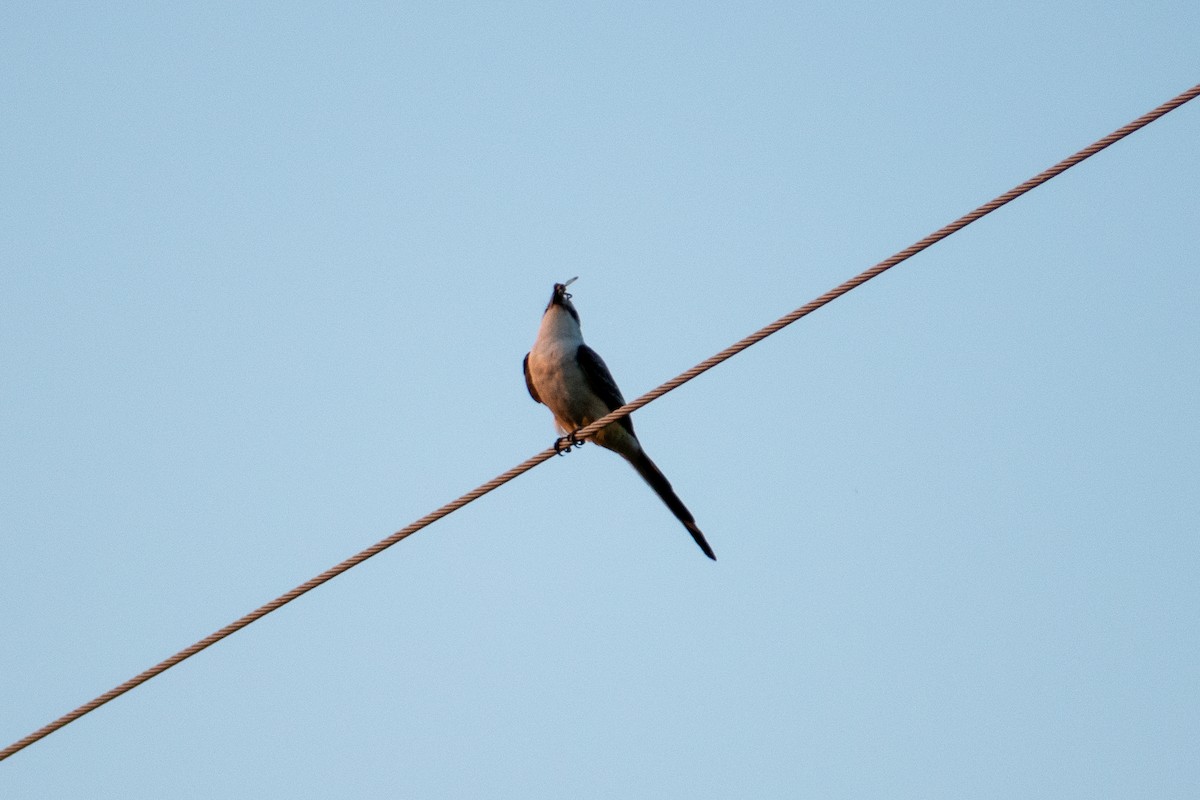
2 2 1198 797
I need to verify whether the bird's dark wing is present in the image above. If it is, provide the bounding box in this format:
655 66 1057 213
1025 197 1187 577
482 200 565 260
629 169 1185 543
523 353 541 404
576 344 634 435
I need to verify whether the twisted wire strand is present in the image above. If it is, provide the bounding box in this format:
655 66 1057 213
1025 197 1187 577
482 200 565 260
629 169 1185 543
569 83 1200 441
2 81 1196 764
0 446 561 762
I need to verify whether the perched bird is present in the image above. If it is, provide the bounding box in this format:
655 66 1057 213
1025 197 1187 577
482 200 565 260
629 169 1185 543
523 279 716 560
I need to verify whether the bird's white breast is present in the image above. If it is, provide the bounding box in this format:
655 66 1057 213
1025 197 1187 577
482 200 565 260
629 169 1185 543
528 307 606 432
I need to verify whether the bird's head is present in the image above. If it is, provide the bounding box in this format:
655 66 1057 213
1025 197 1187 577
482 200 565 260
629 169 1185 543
545 277 580 323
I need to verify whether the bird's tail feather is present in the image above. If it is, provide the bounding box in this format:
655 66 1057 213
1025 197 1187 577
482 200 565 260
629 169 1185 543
627 450 717 560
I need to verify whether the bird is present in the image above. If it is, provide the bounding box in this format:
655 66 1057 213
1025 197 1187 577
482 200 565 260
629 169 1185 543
523 278 716 560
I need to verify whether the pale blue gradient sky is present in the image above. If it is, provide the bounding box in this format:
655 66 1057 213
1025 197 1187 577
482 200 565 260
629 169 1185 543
2 2 1198 797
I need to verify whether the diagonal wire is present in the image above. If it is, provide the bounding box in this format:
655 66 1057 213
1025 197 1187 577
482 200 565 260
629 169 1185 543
3 81 1197 764
568 82 1200 441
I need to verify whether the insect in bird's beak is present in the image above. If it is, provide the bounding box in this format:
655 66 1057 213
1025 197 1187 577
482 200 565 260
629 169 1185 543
558 276 578 299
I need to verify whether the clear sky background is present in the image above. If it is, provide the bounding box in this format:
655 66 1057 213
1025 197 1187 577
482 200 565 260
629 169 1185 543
2 2 1198 797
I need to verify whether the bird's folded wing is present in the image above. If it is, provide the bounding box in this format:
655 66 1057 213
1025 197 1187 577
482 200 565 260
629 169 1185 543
576 344 634 435
522 352 542 404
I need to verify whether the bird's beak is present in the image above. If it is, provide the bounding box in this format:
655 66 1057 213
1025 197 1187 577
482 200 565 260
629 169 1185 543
552 276 578 303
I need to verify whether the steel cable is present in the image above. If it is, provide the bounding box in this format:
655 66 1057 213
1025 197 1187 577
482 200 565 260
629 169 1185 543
3 81 1197 763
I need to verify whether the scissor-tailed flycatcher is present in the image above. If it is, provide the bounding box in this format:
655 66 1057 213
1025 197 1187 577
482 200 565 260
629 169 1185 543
523 279 716 560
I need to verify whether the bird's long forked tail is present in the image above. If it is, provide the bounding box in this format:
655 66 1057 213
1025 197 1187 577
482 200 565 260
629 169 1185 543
626 450 717 560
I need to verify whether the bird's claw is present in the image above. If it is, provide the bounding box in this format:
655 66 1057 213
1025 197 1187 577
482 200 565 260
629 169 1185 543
554 430 586 456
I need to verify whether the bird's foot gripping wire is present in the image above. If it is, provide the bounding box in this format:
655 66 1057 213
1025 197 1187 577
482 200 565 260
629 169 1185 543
554 430 587 456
